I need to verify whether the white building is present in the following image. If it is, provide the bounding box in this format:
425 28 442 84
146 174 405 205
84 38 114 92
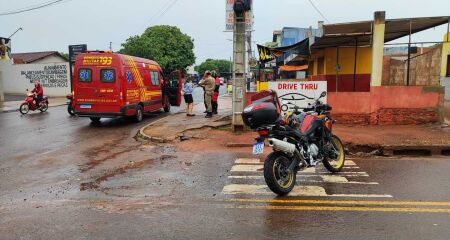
0 51 70 100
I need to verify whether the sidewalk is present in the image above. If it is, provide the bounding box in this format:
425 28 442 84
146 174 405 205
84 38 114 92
140 94 233 142
140 93 450 156
0 97 67 113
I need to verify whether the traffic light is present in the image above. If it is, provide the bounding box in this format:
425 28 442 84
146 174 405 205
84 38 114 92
234 0 251 14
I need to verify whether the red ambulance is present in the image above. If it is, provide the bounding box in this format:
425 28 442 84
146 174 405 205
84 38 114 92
72 51 182 123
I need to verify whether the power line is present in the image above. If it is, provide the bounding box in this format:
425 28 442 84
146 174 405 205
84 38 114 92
145 0 178 26
307 0 330 23
152 0 179 24
0 0 71 16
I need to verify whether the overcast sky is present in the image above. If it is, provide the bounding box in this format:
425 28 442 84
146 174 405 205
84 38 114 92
1 0 449 64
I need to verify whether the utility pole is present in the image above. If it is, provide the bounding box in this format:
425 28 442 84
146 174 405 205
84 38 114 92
246 33 252 91
109 42 112 51
232 9 246 131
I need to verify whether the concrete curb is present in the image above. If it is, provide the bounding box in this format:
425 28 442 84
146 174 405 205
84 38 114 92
136 93 233 143
0 103 67 114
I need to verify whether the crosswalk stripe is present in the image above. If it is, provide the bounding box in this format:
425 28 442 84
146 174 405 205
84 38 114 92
228 175 378 185
222 184 392 198
234 159 359 166
234 158 261 164
230 165 368 175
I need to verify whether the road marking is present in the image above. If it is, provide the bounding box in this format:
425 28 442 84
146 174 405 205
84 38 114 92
222 184 392 198
231 165 367 175
345 160 357 166
228 175 378 185
225 205 450 213
228 198 450 206
229 173 370 178
230 165 262 172
321 175 348 182
235 158 261 164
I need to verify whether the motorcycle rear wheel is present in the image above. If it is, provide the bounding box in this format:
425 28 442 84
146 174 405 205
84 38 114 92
67 105 75 116
264 151 296 196
323 135 345 173
19 103 29 115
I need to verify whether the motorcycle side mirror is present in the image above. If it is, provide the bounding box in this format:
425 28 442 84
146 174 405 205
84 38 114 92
26 89 28 91
320 91 327 98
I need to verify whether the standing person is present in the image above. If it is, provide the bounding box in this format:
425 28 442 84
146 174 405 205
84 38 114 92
199 70 215 118
198 75 208 113
211 71 221 115
183 78 195 116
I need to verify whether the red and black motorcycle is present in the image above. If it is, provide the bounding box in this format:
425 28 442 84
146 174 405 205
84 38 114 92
242 90 345 195
19 92 49 115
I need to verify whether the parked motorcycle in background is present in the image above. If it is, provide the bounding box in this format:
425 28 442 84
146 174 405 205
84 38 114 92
242 90 345 195
66 93 75 116
19 90 49 115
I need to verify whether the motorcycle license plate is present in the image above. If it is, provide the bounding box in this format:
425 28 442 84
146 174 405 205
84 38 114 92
80 104 91 109
253 142 264 155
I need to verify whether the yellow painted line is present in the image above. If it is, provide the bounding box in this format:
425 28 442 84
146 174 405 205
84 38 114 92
226 204 450 213
228 198 450 206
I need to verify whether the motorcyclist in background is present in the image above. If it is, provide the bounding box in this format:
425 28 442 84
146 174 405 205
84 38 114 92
31 80 44 106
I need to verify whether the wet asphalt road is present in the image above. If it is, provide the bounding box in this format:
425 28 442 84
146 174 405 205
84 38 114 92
1 95 450 239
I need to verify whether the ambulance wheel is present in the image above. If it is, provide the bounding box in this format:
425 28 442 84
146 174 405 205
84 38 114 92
135 105 143 122
90 117 101 123
163 100 170 112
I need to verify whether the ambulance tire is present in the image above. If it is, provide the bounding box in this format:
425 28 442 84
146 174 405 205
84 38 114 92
135 105 144 122
163 100 170 112
90 117 101 123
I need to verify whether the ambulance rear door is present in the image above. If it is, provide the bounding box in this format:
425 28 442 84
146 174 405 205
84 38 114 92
167 70 182 106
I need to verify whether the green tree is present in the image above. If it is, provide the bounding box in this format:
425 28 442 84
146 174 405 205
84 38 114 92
195 59 232 78
120 25 195 75
59 52 69 61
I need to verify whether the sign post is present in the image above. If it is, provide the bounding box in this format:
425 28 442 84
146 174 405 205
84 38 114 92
68 44 87 92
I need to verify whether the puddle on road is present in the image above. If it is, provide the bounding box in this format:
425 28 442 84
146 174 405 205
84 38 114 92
80 158 156 191
80 147 138 172
80 155 177 192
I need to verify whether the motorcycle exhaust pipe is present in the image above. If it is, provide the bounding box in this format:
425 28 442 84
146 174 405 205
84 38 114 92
268 138 296 155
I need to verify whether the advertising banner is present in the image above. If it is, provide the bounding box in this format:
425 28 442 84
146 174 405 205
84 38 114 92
0 37 11 60
225 0 253 32
268 81 327 112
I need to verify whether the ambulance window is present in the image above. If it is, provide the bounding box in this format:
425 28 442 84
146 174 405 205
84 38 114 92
78 69 92 82
150 71 159 86
100 69 115 83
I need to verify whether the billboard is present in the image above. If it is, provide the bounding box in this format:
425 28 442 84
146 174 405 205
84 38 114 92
0 37 11 60
225 0 253 32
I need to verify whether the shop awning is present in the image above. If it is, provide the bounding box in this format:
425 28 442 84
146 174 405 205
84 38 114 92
279 65 308 72
312 16 450 49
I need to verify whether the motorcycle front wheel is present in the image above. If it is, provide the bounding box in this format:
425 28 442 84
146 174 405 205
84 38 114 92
264 151 296 196
323 135 346 173
19 103 30 115
39 102 48 112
